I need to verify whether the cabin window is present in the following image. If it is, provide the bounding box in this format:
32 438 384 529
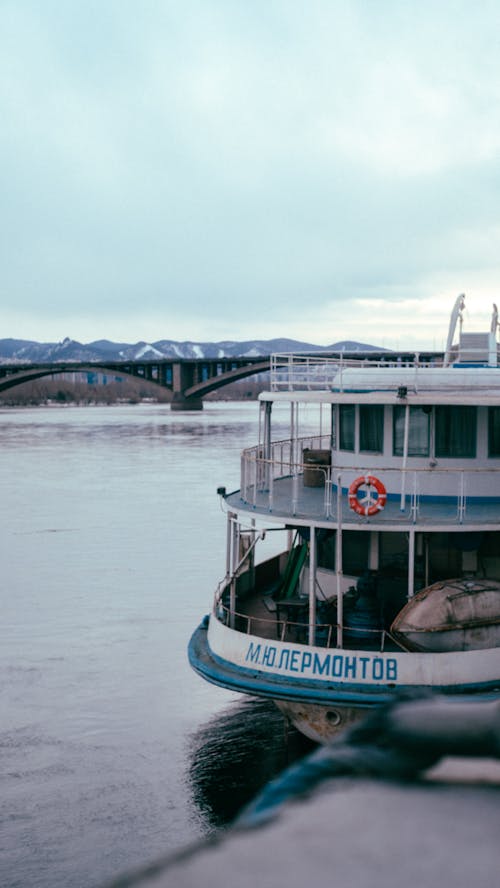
393 406 430 456
435 406 476 458
488 407 500 456
339 405 355 451
359 405 384 452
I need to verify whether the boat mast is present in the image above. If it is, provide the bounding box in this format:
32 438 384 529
444 293 465 366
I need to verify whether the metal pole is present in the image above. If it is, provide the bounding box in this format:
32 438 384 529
408 528 415 599
336 473 343 647
400 403 410 511
308 527 317 646
264 401 272 492
226 511 234 579
294 402 299 466
264 401 272 459
230 515 239 628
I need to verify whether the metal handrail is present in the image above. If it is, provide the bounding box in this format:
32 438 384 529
214 602 392 653
238 437 500 523
270 352 444 391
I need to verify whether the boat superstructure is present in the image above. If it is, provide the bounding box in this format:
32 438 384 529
189 297 500 742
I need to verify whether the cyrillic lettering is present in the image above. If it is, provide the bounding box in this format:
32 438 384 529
262 645 276 666
332 655 343 678
277 649 290 669
344 656 357 679
246 643 261 664
301 652 312 672
313 653 330 676
386 659 398 681
359 656 370 679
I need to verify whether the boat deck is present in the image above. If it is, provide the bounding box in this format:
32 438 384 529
224 590 401 653
227 476 500 529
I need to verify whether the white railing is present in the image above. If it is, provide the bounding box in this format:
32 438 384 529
239 438 500 525
214 601 390 652
270 352 443 392
241 434 332 515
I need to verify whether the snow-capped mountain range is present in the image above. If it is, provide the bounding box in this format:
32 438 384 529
0 336 383 363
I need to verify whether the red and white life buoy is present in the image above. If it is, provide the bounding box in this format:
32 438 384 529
348 475 387 517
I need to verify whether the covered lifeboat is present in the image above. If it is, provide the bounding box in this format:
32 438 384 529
390 578 500 653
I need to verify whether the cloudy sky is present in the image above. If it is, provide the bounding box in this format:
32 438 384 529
2 1 500 349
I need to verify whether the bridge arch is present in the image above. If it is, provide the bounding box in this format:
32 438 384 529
183 360 270 399
0 364 154 395
0 358 272 408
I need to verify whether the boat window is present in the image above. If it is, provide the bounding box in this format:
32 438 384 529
435 406 477 458
339 405 355 451
488 407 500 456
359 405 384 453
393 406 430 456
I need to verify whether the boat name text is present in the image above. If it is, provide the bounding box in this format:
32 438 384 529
245 642 398 682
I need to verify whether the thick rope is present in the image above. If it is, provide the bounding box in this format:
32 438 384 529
236 693 500 828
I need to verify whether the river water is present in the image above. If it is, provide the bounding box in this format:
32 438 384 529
0 402 311 888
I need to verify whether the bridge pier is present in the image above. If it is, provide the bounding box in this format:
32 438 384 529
171 364 204 410
171 392 204 411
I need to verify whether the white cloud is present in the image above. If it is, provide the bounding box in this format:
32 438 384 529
2 1 500 345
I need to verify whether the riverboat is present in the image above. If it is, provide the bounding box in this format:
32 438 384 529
189 296 500 742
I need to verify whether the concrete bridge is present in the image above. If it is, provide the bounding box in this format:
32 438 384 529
0 356 272 409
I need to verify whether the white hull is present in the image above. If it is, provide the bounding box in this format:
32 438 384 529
207 616 499 691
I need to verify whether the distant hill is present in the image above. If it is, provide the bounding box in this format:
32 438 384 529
0 336 385 363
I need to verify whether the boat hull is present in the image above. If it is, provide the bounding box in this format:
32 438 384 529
188 615 500 742
273 700 364 743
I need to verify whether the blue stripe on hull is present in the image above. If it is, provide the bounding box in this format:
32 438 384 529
188 623 500 707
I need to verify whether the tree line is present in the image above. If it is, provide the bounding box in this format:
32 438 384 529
0 377 264 406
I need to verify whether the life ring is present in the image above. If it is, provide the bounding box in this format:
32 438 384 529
348 475 387 516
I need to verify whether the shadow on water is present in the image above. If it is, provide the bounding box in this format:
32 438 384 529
188 698 315 829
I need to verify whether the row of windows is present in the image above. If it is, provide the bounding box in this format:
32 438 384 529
338 405 500 458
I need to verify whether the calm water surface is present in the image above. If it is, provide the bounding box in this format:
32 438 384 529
0 403 309 888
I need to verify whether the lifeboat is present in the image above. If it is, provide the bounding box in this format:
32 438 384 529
391 578 500 653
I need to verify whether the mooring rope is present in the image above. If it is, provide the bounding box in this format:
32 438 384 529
236 692 500 828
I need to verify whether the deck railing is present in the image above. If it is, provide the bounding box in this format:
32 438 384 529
239 437 500 525
214 601 392 652
270 352 443 392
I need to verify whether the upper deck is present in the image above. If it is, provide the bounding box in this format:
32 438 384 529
268 352 500 402
231 435 500 530
228 304 500 530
